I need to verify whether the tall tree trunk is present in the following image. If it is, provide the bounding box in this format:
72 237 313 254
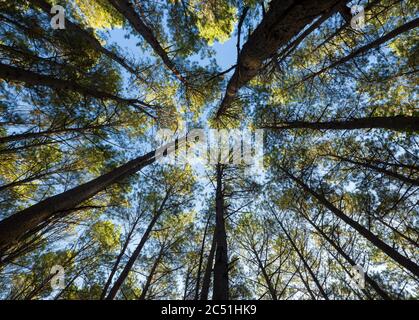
0 150 155 256
0 63 154 115
194 212 212 300
184 266 192 300
280 167 419 277
302 213 391 300
264 116 419 132
215 0 346 119
105 192 171 300
276 218 329 300
252 248 278 300
138 246 165 300
296 267 317 300
213 164 229 300
108 0 185 83
200 227 216 300
100 215 141 299
328 155 419 186
0 124 112 144
297 17 419 85
29 0 141 78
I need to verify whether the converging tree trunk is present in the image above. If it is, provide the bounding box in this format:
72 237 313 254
108 0 185 83
327 154 419 186
301 212 391 300
105 192 171 299
100 215 142 299
194 212 212 300
275 218 329 300
264 116 419 132
138 245 165 300
200 227 217 300
0 63 155 116
0 124 113 144
0 150 155 256
30 0 141 78
215 0 347 119
212 164 229 300
296 17 419 85
280 166 419 278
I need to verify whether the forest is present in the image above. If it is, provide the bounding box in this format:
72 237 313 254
0 0 418 301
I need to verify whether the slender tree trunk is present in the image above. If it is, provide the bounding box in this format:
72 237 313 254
275 1 344 66
108 0 184 83
215 0 346 118
183 266 192 300
100 215 141 299
213 164 229 300
194 212 212 300
297 17 419 85
138 246 165 300
328 155 419 186
252 248 278 300
310 0 382 54
0 63 154 114
0 124 112 144
371 214 418 247
29 0 141 78
302 213 391 300
264 116 419 132
200 227 216 300
105 192 170 300
0 168 67 192
280 167 419 277
0 140 60 155
276 219 329 300
296 267 317 300
53 269 84 300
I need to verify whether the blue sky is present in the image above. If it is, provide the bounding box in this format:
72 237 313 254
105 26 238 75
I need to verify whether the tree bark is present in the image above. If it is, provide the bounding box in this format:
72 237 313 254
215 0 347 119
212 164 229 300
0 150 155 256
264 116 419 132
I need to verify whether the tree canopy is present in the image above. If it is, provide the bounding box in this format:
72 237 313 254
0 0 418 300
